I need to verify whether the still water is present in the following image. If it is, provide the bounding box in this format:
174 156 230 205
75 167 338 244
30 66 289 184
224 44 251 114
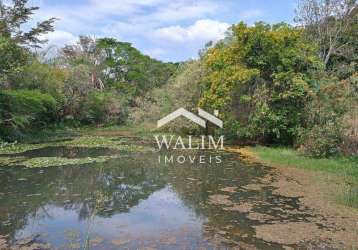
0 137 317 249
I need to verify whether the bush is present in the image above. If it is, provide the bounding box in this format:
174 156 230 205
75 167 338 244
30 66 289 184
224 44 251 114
298 74 358 157
221 118 252 142
298 123 343 157
81 91 128 124
8 60 66 99
0 89 58 141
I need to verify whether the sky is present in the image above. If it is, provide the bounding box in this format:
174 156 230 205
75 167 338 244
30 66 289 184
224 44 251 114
27 0 298 62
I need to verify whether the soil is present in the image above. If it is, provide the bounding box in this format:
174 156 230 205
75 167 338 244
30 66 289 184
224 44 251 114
228 147 358 248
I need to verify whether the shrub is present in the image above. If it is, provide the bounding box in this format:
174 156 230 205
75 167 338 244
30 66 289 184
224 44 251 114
81 91 128 124
298 123 343 158
221 118 252 142
8 60 66 99
0 89 57 141
298 74 358 157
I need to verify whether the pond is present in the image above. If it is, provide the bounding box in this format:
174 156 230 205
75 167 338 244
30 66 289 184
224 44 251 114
0 136 336 249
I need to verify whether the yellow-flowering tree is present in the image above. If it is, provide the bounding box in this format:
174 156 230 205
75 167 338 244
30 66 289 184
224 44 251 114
199 22 322 144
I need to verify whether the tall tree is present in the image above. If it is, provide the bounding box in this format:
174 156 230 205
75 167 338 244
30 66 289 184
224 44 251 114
0 0 56 48
97 38 177 98
199 22 321 144
295 0 357 67
61 36 105 90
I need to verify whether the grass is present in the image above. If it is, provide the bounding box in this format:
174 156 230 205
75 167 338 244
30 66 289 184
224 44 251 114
249 146 358 208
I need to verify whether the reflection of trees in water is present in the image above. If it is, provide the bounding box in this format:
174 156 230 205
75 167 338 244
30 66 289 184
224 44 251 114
164 151 309 248
165 151 266 213
0 146 277 248
162 151 273 247
0 152 167 240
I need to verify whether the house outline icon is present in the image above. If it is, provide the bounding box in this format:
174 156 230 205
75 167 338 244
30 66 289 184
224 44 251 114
157 108 223 128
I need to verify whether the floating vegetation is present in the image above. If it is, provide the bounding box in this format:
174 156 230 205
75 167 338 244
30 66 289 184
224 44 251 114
0 156 26 166
208 194 233 206
242 183 264 191
0 150 126 168
220 186 238 193
111 238 130 246
0 135 154 168
88 236 104 247
0 150 124 168
0 135 153 155
223 203 253 213
63 136 152 152
0 234 52 250
247 212 276 222
0 142 46 154
20 155 122 168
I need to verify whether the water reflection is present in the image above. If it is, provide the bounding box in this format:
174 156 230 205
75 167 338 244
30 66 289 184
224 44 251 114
0 138 313 249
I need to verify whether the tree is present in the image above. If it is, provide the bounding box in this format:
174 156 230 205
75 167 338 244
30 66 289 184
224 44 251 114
61 37 177 95
61 36 105 90
97 38 177 98
0 36 28 86
295 0 357 67
0 0 57 88
62 64 94 118
0 0 56 48
199 22 321 144
131 60 204 132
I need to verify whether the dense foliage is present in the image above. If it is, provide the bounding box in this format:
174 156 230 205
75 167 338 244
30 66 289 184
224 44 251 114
0 89 57 140
132 60 205 133
199 22 322 144
0 1 177 140
133 2 357 157
0 0 357 157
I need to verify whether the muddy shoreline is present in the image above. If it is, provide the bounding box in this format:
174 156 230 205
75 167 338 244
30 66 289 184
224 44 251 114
227 147 358 248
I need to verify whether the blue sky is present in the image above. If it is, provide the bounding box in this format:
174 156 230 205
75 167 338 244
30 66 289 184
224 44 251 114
28 0 298 62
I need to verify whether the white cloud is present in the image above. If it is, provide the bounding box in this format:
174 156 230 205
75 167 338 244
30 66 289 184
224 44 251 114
33 0 220 32
28 0 230 61
154 19 230 43
40 30 77 47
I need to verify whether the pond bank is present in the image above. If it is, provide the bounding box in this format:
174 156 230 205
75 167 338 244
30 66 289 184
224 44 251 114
1 130 357 248
246 146 358 208
227 146 358 248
